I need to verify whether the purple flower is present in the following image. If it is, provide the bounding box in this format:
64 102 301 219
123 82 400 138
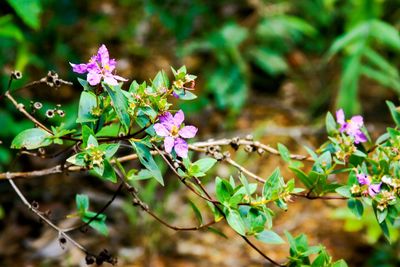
153 110 197 158
357 173 381 197
70 44 127 86
336 109 367 144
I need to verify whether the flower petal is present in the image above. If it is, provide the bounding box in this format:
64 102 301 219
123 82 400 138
164 136 175 153
98 44 109 67
354 131 367 144
368 183 381 197
173 110 185 127
103 75 119 86
174 138 188 158
113 74 128 81
357 173 370 185
87 71 102 86
350 115 364 128
179 125 197 138
336 109 345 125
70 63 88 74
154 123 170 137
159 112 174 131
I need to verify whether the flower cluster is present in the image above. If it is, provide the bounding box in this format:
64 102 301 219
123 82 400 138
70 44 127 86
336 109 367 144
153 110 197 158
355 173 381 197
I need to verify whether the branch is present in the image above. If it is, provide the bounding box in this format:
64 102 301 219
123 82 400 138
114 167 219 231
190 137 313 161
7 178 90 254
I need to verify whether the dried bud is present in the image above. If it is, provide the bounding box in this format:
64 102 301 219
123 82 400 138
33 102 43 110
56 110 65 117
257 148 265 155
31 201 39 209
46 109 55 118
223 151 231 158
12 71 22 79
245 134 253 141
214 152 224 161
244 145 254 153
85 255 95 265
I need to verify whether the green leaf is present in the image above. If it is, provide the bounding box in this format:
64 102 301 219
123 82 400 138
0 15 24 41
248 48 288 76
347 199 364 218
99 143 120 158
325 112 337 135
263 168 282 199
332 259 348 267
327 22 369 58
335 186 351 198
226 208 246 236
76 91 98 123
11 128 52 150
207 227 227 239
66 152 86 167
81 125 94 148
376 208 388 224
215 177 232 204
6 0 42 30
76 194 89 213
131 141 164 186
188 200 203 225
82 211 108 236
103 84 131 132
256 230 285 244
370 20 400 51
289 166 313 189
101 160 117 183
193 158 217 173
277 143 291 163
386 101 400 127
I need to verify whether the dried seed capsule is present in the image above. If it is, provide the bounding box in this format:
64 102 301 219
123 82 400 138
56 110 65 117
33 102 43 110
245 134 253 141
12 71 22 79
46 109 55 118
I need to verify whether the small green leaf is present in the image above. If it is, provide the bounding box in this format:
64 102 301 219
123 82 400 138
332 259 348 267
131 141 164 186
347 199 364 218
226 208 246 236
11 128 52 150
326 112 337 135
76 194 89 213
386 101 400 127
76 91 98 123
215 177 233 204
103 84 131 132
193 158 217 173
82 210 108 236
256 230 285 244
277 143 291 162
188 200 203 225
335 186 351 198
289 166 313 189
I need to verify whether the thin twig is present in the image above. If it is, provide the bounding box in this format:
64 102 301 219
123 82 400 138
7 177 89 254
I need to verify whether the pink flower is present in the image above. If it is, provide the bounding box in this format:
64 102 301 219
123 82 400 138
357 173 381 197
70 44 127 86
153 110 197 158
336 109 367 144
